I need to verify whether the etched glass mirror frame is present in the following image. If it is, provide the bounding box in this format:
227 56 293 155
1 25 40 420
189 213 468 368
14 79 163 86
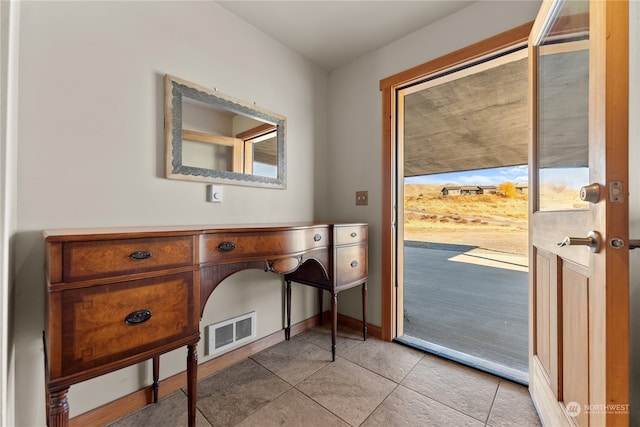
164 74 286 189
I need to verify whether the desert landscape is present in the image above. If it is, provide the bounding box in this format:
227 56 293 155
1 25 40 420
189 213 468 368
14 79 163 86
404 181 586 257
404 183 529 256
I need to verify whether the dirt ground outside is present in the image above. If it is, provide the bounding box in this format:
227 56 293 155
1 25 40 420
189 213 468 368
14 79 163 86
403 181 586 259
404 224 528 256
404 183 529 257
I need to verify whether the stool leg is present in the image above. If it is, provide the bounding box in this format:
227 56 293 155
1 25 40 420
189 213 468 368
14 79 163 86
318 288 323 325
331 292 338 361
362 282 368 340
285 280 292 340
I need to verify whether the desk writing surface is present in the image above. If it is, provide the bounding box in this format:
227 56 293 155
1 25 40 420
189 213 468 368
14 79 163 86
43 222 338 240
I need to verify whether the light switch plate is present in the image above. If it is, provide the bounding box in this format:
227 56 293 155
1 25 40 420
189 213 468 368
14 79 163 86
207 184 223 203
356 191 368 206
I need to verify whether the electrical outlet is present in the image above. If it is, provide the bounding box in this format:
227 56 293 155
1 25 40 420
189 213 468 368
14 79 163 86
356 191 368 206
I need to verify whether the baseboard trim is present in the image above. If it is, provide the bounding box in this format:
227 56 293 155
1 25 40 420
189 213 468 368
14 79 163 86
69 313 379 426
330 311 382 339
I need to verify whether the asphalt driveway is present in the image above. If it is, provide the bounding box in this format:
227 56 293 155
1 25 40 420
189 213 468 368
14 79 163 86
401 241 529 375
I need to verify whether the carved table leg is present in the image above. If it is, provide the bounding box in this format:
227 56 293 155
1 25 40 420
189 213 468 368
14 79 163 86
187 343 198 427
318 288 323 325
362 282 368 341
45 387 50 425
331 292 338 361
48 387 70 427
152 355 160 403
285 280 292 340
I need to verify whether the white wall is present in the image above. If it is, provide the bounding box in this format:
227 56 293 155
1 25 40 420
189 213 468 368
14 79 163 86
1 1 19 426
13 1 328 424
326 0 542 323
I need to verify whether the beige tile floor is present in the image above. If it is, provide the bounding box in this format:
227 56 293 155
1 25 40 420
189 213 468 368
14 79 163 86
108 325 541 427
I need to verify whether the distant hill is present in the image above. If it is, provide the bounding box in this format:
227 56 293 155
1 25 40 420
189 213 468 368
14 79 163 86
404 183 447 198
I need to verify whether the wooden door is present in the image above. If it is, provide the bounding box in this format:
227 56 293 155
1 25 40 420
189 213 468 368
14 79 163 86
528 1 629 426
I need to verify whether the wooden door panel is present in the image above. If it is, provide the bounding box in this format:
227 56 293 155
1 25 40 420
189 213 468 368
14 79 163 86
562 261 589 427
534 248 560 399
535 250 551 378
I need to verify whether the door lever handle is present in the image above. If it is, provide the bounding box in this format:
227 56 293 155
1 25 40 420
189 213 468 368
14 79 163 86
557 231 602 253
629 240 640 249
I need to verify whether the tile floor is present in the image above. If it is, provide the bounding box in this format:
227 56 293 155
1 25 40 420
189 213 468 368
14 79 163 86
109 325 541 427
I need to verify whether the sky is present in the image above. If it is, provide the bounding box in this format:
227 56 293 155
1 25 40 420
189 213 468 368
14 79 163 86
404 165 528 186
405 165 589 190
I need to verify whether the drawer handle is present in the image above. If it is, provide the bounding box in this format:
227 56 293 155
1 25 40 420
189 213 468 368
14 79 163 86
218 241 236 252
130 250 152 260
314 234 322 242
350 232 357 238
351 260 359 268
125 309 152 325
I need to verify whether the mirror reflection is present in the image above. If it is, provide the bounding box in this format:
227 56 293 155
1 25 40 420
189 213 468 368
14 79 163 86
165 74 286 188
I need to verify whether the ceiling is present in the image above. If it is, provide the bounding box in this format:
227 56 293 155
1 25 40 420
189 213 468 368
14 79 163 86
217 1 475 71
402 44 587 177
403 57 529 176
218 1 580 179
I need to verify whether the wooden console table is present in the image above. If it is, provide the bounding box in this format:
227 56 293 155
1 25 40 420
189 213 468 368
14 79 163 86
43 223 368 427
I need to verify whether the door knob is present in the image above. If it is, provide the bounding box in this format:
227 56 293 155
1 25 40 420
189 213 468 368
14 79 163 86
579 183 600 203
557 230 602 253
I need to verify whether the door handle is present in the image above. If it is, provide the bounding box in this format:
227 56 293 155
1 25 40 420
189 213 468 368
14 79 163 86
629 240 640 249
557 230 602 253
580 183 600 203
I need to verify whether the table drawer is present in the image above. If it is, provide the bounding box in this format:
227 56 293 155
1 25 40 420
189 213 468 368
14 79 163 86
334 225 367 246
201 227 329 264
335 244 367 286
62 236 194 282
56 272 197 377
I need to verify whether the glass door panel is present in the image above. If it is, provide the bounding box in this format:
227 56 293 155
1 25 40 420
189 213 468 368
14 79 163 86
536 0 589 211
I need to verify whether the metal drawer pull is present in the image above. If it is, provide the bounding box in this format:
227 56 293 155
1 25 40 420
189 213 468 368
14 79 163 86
218 241 236 252
351 260 358 268
130 250 152 260
314 234 322 242
350 232 357 238
125 309 152 325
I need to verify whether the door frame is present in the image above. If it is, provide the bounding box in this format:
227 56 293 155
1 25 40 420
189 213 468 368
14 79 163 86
379 22 533 341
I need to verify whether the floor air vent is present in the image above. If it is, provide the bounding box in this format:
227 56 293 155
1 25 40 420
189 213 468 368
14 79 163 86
205 311 256 356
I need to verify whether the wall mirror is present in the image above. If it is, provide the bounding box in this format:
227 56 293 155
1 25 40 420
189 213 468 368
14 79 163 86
164 74 286 188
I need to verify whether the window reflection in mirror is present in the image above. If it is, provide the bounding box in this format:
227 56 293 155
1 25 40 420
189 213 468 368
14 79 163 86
237 123 277 178
250 133 278 178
